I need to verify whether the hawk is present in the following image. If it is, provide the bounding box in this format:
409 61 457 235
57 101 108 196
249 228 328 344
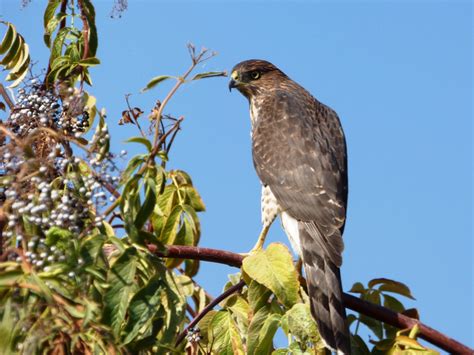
229 60 351 354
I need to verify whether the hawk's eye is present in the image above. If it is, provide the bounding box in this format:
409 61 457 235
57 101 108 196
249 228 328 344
250 71 261 80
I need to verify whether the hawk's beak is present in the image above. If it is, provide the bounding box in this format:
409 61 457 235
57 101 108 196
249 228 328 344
228 78 237 92
229 70 240 92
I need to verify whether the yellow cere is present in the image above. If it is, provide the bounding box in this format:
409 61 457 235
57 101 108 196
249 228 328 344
231 71 239 80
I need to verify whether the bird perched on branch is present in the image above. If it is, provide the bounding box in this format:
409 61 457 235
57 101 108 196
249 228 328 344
229 59 350 354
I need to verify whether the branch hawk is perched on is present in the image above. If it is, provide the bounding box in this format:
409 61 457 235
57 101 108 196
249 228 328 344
229 60 350 354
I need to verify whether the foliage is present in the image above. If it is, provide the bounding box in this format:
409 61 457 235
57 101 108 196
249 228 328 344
0 21 31 88
0 1 441 354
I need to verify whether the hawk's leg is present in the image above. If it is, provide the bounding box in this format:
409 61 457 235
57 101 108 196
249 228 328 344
248 185 280 253
249 223 273 253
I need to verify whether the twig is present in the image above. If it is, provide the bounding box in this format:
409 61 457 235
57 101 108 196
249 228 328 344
151 70 189 151
151 46 213 151
186 303 197 319
77 0 90 61
148 244 473 354
165 122 181 156
175 280 245 346
125 94 146 138
0 84 14 109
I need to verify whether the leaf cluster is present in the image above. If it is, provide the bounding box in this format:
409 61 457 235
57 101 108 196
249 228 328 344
0 22 31 88
44 0 99 86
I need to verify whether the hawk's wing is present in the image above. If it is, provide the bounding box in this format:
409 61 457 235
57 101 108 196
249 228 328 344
252 90 348 265
252 90 350 354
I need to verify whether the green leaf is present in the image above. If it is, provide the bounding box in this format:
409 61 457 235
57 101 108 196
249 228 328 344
164 213 193 269
125 136 152 152
181 204 201 244
242 243 300 307
79 57 100 66
288 342 314 354
159 205 183 245
209 310 244 355
182 186 206 212
6 53 30 88
5 39 27 70
141 75 173 92
359 313 383 340
247 306 280 355
281 303 319 344
0 33 21 66
27 273 54 304
346 313 358 328
349 282 366 294
134 177 156 230
192 71 227 80
122 276 164 345
184 259 199 277
45 227 72 250
248 280 271 312
197 310 217 343
223 294 250 329
383 293 405 313
374 278 415 300
175 274 194 297
121 175 141 223
0 23 15 55
43 0 61 31
45 12 67 44
102 247 139 337
351 334 371 355
120 154 148 185
0 269 23 287
365 289 381 305
50 27 70 62
0 299 20 354
272 350 289 355
79 234 106 265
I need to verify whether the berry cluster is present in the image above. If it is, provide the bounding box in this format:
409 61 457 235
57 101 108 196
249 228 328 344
186 327 202 344
7 80 90 139
1 81 119 271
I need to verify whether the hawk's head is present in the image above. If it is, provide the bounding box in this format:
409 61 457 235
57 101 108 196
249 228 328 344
229 59 288 99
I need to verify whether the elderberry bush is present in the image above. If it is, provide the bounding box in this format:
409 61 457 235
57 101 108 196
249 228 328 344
1 79 119 272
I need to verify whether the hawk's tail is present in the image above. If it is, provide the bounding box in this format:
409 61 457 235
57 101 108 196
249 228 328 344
301 230 351 354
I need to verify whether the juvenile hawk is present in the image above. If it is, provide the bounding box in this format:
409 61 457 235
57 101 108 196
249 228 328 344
229 60 350 354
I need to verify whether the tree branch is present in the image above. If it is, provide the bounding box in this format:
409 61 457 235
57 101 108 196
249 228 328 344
342 293 471 354
148 244 473 354
147 244 243 268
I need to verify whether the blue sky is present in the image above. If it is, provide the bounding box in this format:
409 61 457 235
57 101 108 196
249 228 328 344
3 0 472 350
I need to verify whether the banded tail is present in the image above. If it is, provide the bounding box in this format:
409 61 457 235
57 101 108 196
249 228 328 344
300 223 351 354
